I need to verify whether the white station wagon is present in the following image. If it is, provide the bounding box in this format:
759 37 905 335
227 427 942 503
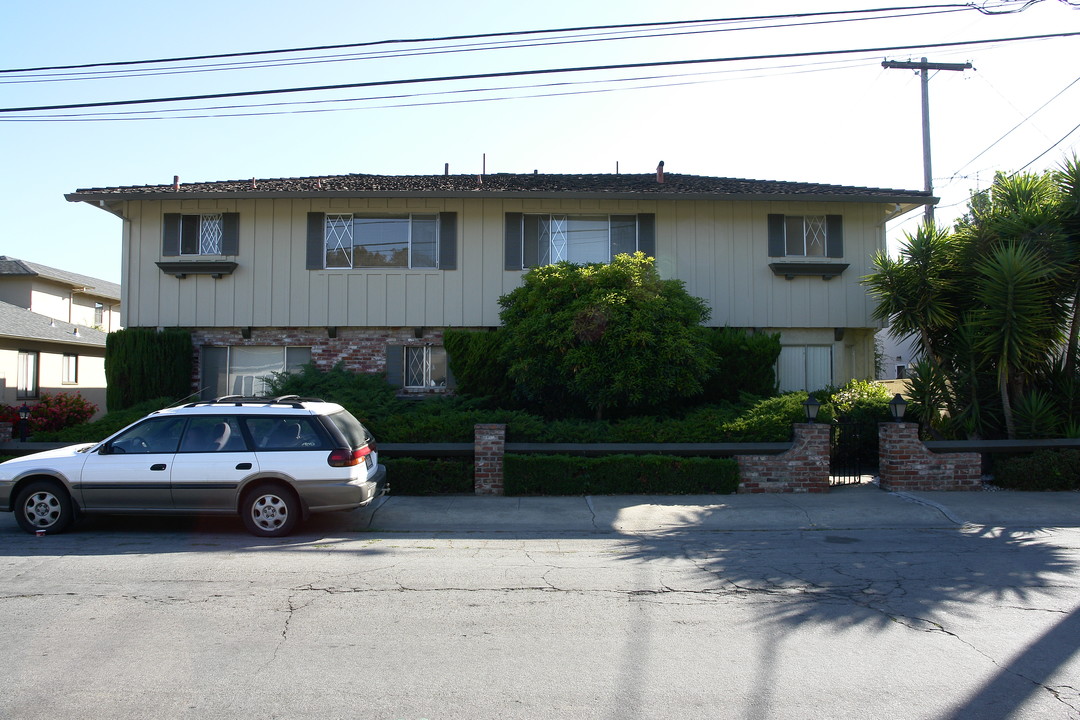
0 396 387 537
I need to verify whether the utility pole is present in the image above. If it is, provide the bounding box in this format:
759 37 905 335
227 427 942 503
882 57 971 225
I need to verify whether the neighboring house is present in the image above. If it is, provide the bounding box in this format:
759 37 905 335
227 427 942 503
876 329 920 381
65 170 930 398
0 257 122 417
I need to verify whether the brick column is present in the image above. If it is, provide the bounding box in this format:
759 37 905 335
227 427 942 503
0 422 11 443
737 423 831 493
878 422 981 491
474 423 506 495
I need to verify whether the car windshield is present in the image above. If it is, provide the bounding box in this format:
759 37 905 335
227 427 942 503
325 409 371 449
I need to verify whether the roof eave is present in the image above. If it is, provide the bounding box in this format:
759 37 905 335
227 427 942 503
67 190 937 205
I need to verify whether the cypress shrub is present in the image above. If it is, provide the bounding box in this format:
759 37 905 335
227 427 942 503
505 454 740 495
105 328 192 410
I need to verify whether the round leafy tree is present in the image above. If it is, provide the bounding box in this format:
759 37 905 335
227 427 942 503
498 252 715 418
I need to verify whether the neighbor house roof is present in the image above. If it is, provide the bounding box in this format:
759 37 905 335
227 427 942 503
66 172 935 206
0 256 120 302
0 300 107 347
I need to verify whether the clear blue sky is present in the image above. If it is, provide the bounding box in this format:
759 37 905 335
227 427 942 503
2 0 1078 284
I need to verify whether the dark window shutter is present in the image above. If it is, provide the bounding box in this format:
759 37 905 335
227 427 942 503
306 212 326 270
826 215 843 258
439 212 457 270
523 214 542 268
163 214 181 256
636 213 656 257
385 345 404 388
767 214 786 257
221 213 239 255
505 213 523 271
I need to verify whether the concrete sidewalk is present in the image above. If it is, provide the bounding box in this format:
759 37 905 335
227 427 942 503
355 484 1080 534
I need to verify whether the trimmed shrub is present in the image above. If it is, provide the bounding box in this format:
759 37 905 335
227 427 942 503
106 328 193 410
383 457 474 495
719 393 834 442
505 454 740 495
992 450 1080 491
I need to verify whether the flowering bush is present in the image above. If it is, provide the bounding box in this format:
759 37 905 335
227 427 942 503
26 393 97 433
0 404 21 425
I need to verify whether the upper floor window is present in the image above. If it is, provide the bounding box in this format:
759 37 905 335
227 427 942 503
62 354 78 384
325 214 438 269
94 302 104 326
307 212 457 271
767 214 843 258
163 213 239 257
504 212 655 270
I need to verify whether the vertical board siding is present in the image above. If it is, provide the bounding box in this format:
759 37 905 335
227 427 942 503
122 195 886 332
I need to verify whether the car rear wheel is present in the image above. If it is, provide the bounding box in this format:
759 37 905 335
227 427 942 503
14 480 75 535
241 482 300 538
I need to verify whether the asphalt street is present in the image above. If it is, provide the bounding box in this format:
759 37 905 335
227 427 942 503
2 486 1079 719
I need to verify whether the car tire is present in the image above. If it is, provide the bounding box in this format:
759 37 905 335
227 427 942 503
241 482 300 538
14 480 75 535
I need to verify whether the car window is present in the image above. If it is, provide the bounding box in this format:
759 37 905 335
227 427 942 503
108 417 186 454
324 410 373 449
179 416 247 453
245 416 329 450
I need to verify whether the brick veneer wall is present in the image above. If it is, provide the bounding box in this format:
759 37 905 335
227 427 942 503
187 326 487 393
878 422 981 491
474 423 506 495
737 423 830 493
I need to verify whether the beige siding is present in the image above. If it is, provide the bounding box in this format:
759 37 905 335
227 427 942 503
120 196 888 333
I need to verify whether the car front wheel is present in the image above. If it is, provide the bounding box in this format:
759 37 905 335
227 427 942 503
241 482 300 538
14 480 75 535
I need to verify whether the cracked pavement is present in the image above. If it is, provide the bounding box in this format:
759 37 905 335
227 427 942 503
1 512 1078 719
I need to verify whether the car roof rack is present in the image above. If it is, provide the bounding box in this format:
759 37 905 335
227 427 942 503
182 394 326 409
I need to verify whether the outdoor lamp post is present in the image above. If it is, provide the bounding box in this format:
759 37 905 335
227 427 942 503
17 403 30 442
889 394 908 422
803 395 821 423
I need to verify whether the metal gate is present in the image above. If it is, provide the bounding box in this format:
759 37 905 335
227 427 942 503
830 421 878 485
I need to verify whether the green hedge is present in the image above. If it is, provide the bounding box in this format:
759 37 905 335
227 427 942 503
383 457 474 495
504 454 740 495
106 328 193 411
992 450 1080 491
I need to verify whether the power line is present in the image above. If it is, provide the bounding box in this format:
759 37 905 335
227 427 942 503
1015 120 1080 171
0 7 970 85
4 30 1077 114
0 4 975 75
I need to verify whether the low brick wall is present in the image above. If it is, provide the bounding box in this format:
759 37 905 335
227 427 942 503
878 422 981 491
474 424 507 495
737 423 830 494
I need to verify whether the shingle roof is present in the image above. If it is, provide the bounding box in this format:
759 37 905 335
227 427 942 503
67 172 934 205
0 300 107 347
0 256 120 301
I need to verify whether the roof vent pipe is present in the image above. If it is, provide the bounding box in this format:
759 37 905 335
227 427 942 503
173 175 180 191
445 163 449 176
656 161 665 184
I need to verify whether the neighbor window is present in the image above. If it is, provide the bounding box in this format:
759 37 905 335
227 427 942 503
506 213 654 269
767 214 843 258
200 346 312 399
62 354 78 384
324 214 439 269
17 351 38 399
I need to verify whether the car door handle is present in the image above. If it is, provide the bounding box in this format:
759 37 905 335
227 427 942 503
151 464 167 471
235 463 252 470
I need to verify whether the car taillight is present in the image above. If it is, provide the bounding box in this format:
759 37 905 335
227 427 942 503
327 445 373 467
